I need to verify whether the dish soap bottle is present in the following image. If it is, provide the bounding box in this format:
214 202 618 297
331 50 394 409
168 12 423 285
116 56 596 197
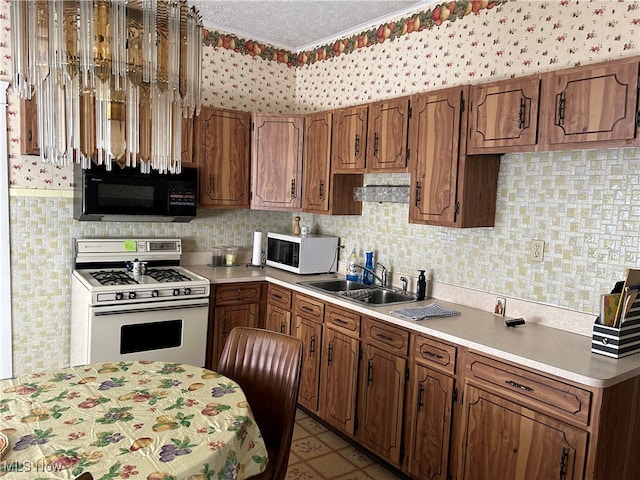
346 248 360 282
362 251 375 285
417 270 426 300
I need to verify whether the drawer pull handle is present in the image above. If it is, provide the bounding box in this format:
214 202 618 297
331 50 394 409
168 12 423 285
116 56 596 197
366 360 373 386
354 134 360 157
505 380 533 392
272 293 283 300
327 344 333 365
376 332 393 342
334 318 348 325
280 322 286 334
417 383 425 412
301 305 315 313
422 350 444 360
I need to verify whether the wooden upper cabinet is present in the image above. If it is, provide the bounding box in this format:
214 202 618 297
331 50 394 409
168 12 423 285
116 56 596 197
408 86 464 226
193 107 250 208
331 105 368 173
540 57 640 149
409 86 500 228
251 114 304 211
303 111 363 216
303 111 332 213
467 76 541 154
366 97 410 171
180 116 195 167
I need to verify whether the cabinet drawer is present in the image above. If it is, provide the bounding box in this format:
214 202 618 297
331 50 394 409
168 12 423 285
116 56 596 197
363 317 409 356
414 335 456 375
267 284 292 309
326 305 360 337
294 293 325 322
215 283 262 305
465 352 592 426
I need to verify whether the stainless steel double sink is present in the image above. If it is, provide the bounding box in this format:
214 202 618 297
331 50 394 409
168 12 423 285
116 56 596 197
298 279 415 306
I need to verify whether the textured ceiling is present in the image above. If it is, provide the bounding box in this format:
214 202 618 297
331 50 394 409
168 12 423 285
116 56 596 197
190 0 433 51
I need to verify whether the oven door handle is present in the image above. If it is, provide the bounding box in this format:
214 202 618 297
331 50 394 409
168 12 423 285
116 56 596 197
93 302 209 316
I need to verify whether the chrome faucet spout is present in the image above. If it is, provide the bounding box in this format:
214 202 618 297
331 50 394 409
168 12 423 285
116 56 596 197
354 263 387 287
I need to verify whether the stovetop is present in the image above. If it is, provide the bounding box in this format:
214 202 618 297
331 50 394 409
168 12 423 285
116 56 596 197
89 267 197 286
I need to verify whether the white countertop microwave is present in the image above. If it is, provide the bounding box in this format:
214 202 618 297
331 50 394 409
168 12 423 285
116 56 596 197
266 232 339 274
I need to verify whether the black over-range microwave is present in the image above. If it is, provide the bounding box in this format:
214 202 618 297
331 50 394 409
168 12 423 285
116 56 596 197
73 163 198 222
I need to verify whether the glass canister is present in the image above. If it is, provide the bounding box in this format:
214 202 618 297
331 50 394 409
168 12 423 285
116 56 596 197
225 247 238 266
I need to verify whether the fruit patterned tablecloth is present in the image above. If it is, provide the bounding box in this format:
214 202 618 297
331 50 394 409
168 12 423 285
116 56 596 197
0 361 268 479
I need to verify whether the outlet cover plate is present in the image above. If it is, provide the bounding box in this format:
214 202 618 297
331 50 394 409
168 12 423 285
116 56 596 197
531 240 544 262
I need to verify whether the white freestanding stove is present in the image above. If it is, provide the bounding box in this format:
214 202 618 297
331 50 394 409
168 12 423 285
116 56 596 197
70 238 210 367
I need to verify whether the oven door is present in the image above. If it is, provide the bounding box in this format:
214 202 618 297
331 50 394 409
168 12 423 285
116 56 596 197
87 299 209 366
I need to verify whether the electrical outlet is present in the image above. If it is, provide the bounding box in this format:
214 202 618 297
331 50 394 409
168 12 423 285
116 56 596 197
531 240 544 262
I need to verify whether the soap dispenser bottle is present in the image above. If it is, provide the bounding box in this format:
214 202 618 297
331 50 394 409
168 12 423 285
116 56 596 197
417 270 426 300
346 248 360 282
362 251 375 285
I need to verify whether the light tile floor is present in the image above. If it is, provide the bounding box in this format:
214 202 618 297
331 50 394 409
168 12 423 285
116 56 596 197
285 410 407 480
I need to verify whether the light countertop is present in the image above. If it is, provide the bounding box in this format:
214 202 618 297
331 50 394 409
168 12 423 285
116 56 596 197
186 264 640 389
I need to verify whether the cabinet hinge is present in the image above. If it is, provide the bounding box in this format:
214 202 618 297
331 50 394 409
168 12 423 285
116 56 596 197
455 201 460 215
405 366 410 381
636 110 640 128
453 387 458 403
408 106 412 119
406 147 410 162
249 191 253 201
400 443 405 462
359 347 363 361
354 417 359 432
251 121 254 131
460 97 465 113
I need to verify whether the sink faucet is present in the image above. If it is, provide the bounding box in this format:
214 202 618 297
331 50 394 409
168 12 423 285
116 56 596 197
355 262 387 287
400 276 408 295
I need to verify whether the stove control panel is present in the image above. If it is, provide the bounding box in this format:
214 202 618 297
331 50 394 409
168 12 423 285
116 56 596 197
97 286 208 303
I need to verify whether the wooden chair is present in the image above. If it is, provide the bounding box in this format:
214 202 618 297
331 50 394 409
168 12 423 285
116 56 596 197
217 327 303 480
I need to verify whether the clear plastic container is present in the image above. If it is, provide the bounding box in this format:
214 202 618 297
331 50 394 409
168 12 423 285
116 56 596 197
225 247 238 266
211 247 225 266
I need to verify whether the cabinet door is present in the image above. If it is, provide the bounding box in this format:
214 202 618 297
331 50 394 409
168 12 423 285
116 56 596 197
303 111 332 213
251 114 304 211
180 117 195 167
467 77 540 154
357 343 407 466
194 107 250 208
294 316 323 412
541 58 639 147
407 364 454 480
367 97 410 171
461 385 587 480
319 328 359 435
331 105 368 173
408 87 464 226
212 303 260 370
265 302 291 335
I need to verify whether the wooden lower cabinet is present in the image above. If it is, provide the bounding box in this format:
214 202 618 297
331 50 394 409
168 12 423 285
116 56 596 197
265 284 292 334
406 335 457 480
207 283 263 370
319 306 360 435
356 317 410 467
293 293 325 413
460 385 587 480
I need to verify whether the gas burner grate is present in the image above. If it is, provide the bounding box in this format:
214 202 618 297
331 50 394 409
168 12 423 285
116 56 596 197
146 268 192 283
91 270 139 286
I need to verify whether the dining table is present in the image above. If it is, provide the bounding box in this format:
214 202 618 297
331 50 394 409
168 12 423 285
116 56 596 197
0 361 268 479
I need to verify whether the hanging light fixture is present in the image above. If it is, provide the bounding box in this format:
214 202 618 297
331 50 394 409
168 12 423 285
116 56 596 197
10 0 203 174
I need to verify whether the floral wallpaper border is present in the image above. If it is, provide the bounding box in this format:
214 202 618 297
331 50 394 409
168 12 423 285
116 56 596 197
202 0 507 67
